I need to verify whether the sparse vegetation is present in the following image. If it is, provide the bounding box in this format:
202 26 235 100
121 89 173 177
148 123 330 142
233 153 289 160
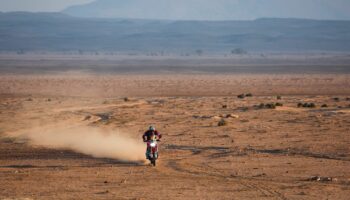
333 97 340 101
195 49 203 56
124 97 129 102
275 102 283 107
237 93 253 99
277 96 282 100
300 102 316 108
237 94 245 99
222 105 228 109
231 48 247 55
265 103 276 109
256 102 281 109
258 103 265 109
321 104 328 108
218 119 227 126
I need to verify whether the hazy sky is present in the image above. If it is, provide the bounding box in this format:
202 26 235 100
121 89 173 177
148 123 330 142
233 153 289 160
0 0 94 12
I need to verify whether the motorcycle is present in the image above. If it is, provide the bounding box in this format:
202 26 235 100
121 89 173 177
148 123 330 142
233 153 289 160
145 135 160 166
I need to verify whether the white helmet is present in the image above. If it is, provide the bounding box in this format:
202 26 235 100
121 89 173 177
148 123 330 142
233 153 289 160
149 126 155 131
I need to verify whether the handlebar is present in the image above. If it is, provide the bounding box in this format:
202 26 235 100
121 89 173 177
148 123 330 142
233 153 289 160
144 140 161 142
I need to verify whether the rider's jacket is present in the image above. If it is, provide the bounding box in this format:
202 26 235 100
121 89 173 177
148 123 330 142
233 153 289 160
143 130 162 141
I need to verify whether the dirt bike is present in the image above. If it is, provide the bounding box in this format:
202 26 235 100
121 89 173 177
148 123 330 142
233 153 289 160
145 136 160 166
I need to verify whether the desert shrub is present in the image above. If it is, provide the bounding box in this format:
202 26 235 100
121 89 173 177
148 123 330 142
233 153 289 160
245 93 253 97
124 97 129 102
275 102 283 107
222 105 228 109
26 98 33 101
302 103 316 108
237 94 245 99
297 103 303 108
346 97 350 101
265 103 276 109
258 103 265 109
333 97 340 101
321 104 328 108
218 119 227 126
47 98 51 102
277 96 282 100
231 48 247 55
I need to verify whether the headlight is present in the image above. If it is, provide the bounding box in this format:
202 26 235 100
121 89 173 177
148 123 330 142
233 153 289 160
150 142 156 147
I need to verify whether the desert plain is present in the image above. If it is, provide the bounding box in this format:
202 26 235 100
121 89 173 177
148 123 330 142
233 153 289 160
0 55 350 200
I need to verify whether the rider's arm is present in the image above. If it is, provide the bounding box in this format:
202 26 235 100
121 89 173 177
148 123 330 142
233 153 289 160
142 132 147 141
156 131 162 139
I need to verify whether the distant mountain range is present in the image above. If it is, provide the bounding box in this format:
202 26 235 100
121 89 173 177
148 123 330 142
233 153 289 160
0 12 350 53
63 0 350 20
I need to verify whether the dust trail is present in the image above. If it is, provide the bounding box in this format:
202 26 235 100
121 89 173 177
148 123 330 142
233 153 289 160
17 125 146 162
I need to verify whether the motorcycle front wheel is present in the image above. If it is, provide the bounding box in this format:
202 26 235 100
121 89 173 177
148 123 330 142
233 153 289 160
151 153 157 166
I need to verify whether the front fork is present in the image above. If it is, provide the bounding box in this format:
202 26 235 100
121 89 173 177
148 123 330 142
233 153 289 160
146 147 158 159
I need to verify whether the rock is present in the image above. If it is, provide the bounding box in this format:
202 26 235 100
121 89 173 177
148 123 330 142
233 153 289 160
212 116 221 120
308 176 334 182
226 114 239 119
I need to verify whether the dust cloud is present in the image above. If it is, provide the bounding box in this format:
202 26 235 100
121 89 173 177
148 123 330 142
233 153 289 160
18 125 146 162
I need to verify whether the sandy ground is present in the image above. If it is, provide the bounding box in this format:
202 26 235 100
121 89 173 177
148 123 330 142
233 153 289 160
0 57 350 199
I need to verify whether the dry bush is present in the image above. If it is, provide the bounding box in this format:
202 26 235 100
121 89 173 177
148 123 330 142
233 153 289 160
321 104 328 108
237 94 245 99
275 102 283 107
277 96 282 100
258 103 265 109
265 103 276 109
301 103 316 108
218 119 227 126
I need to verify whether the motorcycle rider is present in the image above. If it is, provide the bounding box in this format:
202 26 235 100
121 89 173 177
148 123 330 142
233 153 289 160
143 125 162 142
143 125 162 159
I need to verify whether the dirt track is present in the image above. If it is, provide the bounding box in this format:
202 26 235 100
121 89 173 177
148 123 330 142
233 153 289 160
1 73 350 199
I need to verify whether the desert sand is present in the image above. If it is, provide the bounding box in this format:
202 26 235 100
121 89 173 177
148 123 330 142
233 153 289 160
0 56 350 200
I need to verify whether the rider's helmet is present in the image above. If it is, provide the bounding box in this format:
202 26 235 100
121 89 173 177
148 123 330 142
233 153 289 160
149 125 155 131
